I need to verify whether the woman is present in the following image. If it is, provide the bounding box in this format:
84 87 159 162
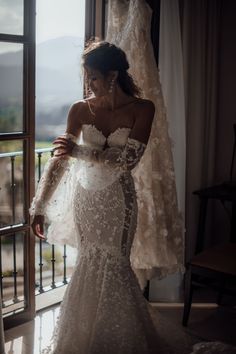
30 41 172 354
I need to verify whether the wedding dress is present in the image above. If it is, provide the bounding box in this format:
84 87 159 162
29 1 236 352
30 123 236 354
106 0 184 290
30 122 175 354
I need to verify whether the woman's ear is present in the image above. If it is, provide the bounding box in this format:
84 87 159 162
108 70 119 81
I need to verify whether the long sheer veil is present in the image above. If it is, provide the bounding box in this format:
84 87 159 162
106 0 184 289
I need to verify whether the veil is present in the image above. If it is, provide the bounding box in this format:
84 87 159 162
38 0 185 292
106 0 184 289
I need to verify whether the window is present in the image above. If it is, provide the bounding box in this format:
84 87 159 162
36 0 86 145
0 0 36 328
0 0 103 328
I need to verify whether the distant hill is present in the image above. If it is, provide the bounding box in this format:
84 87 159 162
36 36 84 108
0 36 85 139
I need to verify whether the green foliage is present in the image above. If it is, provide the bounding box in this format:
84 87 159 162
42 248 62 264
2 268 24 277
0 105 22 133
0 140 22 153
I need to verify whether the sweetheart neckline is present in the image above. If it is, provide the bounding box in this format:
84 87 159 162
82 124 131 141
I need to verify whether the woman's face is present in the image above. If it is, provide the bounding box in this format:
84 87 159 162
85 66 110 97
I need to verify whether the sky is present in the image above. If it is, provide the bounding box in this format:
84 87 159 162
36 0 85 43
0 0 85 53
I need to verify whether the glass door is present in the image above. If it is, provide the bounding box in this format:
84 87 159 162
0 0 36 328
34 0 86 309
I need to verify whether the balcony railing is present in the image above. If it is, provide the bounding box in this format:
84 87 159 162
0 147 76 316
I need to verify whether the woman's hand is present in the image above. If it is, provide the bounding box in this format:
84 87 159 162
31 215 46 240
52 135 76 157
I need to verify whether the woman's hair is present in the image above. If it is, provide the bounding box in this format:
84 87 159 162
82 40 142 97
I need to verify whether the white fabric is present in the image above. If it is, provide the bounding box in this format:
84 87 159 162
159 0 186 219
31 0 185 292
29 1 236 351
150 0 186 301
38 125 174 353
106 0 184 289
36 125 228 354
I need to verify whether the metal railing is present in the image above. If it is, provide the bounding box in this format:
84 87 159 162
0 147 74 314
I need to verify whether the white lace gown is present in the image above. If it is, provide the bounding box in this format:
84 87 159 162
30 124 174 354
30 115 236 354
29 0 236 350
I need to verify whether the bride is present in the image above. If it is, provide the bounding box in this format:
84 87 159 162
30 39 236 354
30 41 170 354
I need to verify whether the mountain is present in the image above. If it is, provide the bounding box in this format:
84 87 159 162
0 36 85 139
0 36 84 108
36 36 84 108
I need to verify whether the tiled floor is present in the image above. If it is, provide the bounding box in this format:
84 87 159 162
5 305 60 354
4 296 236 354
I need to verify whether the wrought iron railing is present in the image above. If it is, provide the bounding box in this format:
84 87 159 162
0 148 75 315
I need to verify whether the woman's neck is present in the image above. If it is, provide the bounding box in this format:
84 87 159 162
96 85 135 111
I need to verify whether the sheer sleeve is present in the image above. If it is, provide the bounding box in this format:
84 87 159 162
29 156 70 217
29 133 80 248
72 137 147 172
29 133 77 217
99 138 146 171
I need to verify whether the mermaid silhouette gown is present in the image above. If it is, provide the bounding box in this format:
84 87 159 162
30 119 173 353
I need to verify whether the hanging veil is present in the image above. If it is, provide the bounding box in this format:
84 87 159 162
105 0 184 289
32 0 185 292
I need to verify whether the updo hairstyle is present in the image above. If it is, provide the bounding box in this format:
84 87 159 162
82 40 141 97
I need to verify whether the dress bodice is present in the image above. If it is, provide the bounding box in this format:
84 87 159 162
81 124 131 149
75 124 132 191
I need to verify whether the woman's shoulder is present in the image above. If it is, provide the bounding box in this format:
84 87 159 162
134 97 155 110
133 98 155 120
69 98 94 116
70 98 90 111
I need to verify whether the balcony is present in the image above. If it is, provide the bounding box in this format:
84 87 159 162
0 148 76 317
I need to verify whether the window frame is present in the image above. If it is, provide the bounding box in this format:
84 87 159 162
0 0 36 329
1 0 105 329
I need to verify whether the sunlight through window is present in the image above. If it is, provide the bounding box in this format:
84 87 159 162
36 0 86 147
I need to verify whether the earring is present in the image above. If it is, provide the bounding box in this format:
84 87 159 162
108 79 115 94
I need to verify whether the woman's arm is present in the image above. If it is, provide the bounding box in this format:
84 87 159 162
30 102 83 238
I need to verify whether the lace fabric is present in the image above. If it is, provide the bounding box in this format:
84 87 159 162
29 157 70 216
29 128 147 251
73 136 146 172
35 124 172 354
106 0 184 289
29 1 236 352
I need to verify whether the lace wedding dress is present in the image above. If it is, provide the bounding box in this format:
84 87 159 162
30 123 175 354
29 1 236 352
106 0 184 290
30 123 236 354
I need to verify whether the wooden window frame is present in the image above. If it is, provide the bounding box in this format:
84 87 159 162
0 0 36 329
1 0 106 329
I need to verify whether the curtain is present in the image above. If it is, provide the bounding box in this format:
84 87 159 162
159 0 186 228
180 0 222 259
149 0 186 302
105 0 184 291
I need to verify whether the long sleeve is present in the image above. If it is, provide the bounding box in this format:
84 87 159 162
29 156 70 217
72 137 147 172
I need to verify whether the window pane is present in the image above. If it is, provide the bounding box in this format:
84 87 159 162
36 0 85 145
0 0 24 35
0 141 24 228
1 232 25 315
0 43 23 133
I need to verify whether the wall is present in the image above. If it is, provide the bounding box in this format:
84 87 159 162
213 0 236 246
